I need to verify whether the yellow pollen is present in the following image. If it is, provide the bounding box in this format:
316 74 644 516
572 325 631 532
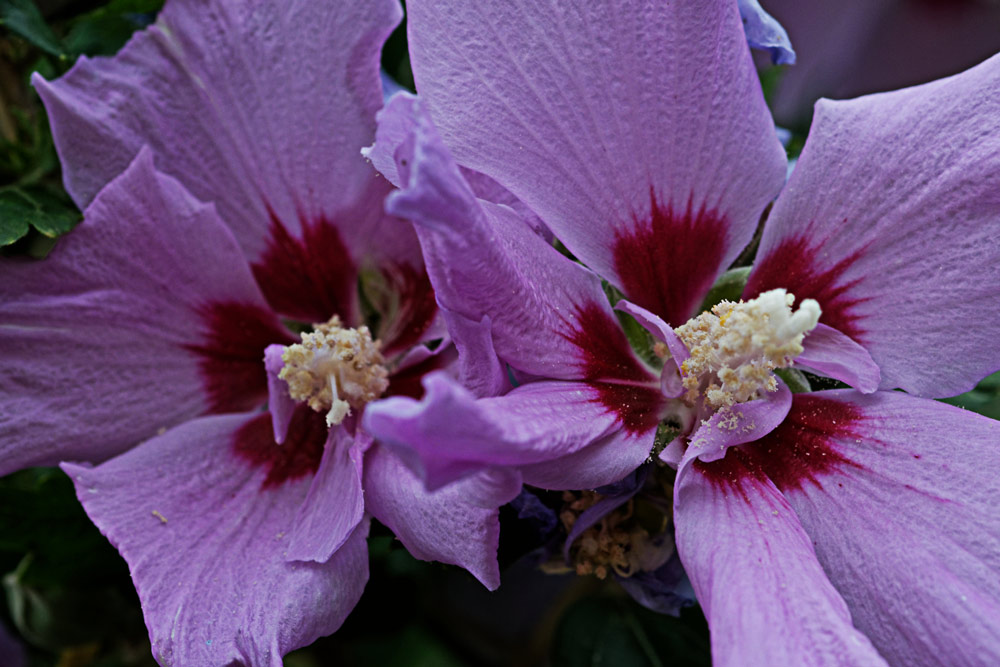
559 491 671 580
674 289 820 410
279 316 390 426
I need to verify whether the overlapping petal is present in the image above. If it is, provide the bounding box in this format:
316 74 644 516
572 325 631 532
753 391 1000 665
685 382 792 463
34 0 409 325
746 53 1000 397
35 0 398 257
0 150 281 474
674 453 886 666
286 427 367 563
407 0 786 325
385 98 651 384
796 324 880 393
738 0 796 65
366 91 549 239
363 445 520 590
61 412 368 667
263 344 298 445
364 372 660 491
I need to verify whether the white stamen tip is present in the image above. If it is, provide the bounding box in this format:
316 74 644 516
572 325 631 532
674 289 821 409
279 316 390 426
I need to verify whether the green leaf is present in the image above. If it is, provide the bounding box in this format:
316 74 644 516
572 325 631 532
774 367 811 393
551 595 710 667
603 281 663 369
0 469 125 586
63 0 163 56
940 370 1000 420
0 187 80 246
0 469 145 653
0 0 65 56
3 554 138 650
0 191 31 245
697 266 751 314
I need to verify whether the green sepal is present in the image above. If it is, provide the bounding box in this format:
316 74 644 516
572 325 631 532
696 266 751 314
774 367 811 394
603 281 663 370
651 421 681 458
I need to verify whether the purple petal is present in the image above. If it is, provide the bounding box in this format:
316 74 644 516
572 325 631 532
363 91 417 188
364 372 660 491
0 149 279 475
797 323 880 393
749 391 1000 664
517 426 658 491
34 0 399 253
613 299 687 364
363 445 520 590
614 299 688 398
459 167 551 241
386 99 654 386
738 0 796 65
674 454 886 666
617 553 695 617
61 412 368 666
438 308 510 399
365 92 549 238
684 382 792 463
0 622 26 667
286 427 367 563
746 53 1000 397
34 1 409 325
264 344 297 444
407 0 786 325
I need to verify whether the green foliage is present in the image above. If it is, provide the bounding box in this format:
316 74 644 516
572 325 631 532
0 0 64 56
941 371 1000 420
0 104 59 188
0 469 150 662
0 187 79 246
0 0 162 58
551 595 710 667
63 0 163 57
697 266 751 313
604 281 663 369
0 0 162 254
774 367 811 393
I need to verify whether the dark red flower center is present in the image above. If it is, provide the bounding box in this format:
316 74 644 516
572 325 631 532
612 193 728 327
744 233 870 344
696 394 863 497
560 301 663 435
188 212 438 488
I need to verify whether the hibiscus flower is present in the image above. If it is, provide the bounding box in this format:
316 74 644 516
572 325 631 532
1 1 516 664
361 1 1000 664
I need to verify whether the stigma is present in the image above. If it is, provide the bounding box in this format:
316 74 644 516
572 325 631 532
674 289 820 410
279 316 390 426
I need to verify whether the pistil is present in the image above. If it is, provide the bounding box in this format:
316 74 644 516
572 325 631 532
279 316 390 426
674 289 820 410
